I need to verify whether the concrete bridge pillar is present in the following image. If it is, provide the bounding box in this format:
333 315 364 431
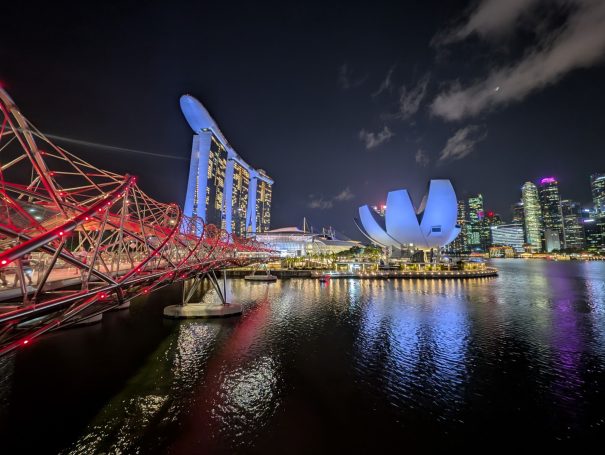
163 271 242 318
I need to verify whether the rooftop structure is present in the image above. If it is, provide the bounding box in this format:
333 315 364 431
254 226 360 257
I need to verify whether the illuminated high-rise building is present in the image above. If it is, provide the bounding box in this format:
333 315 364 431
255 169 272 233
180 95 273 236
231 161 250 235
491 224 525 253
512 201 525 224
521 182 542 252
561 199 585 251
467 194 484 250
538 177 564 251
591 172 605 214
482 211 502 250
447 199 467 253
584 217 605 254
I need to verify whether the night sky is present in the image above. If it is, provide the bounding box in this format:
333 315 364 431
3 0 605 239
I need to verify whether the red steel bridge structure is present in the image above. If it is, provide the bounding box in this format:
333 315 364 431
0 88 272 356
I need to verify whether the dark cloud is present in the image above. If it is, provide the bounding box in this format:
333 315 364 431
398 73 430 119
439 125 487 162
415 149 430 167
359 126 394 149
338 64 367 90
372 65 395 97
432 0 605 121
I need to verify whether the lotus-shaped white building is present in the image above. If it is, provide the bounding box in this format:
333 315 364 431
355 179 460 250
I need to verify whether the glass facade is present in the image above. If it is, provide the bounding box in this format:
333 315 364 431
512 201 524 225
447 199 467 253
591 173 605 215
231 161 250 236
522 182 542 252
482 212 501 250
538 178 564 249
205 135 228 228
584 218 605 253
256 171 272 233
561 199 585 251
467 194 483 250
491 223 525 252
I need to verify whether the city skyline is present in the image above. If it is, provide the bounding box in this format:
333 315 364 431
2 1 605 240
439 173 605 255
2 2 605 452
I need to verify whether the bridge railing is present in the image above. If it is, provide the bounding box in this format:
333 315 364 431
0 87 270 355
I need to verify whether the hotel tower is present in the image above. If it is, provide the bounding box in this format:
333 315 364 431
180 95 273 236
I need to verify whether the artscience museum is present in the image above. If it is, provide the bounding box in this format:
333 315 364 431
355 179 461 251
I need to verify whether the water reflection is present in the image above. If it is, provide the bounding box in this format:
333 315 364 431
0 261 604 452
355 279 470 421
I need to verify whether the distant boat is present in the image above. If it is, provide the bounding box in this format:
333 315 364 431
244 269 277 282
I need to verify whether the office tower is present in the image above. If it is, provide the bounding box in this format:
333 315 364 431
521 182 543 252
583 217 605 254
481 211 501 250
561 199 585 251
447 199 467 253
512 201 525 224
467 194 484 250
491 224 525 253
538 177 564 251
591 173 605 214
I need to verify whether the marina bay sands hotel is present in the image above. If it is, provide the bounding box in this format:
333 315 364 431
180 95 273 236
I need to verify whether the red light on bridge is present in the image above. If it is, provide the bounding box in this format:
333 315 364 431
99 293 107 299
1 260 7 265
22 339 29 345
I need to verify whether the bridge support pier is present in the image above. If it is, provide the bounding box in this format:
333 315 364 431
163 271 242 319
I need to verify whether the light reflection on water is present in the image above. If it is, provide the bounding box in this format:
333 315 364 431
1 259 605 452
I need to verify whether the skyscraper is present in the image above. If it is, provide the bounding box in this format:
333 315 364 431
538 177 564 251
521 182 542 252
512 201 525 224
180 95 273 236
447 199 467 253
467 194 484 251
591 173 605 214
481 211 501 250
583 218 605 254
561 199 585 251
255 169 273 233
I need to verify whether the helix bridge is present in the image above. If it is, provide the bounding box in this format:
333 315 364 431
0 88 272 356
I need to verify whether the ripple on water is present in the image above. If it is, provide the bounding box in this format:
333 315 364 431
3 260 605 452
